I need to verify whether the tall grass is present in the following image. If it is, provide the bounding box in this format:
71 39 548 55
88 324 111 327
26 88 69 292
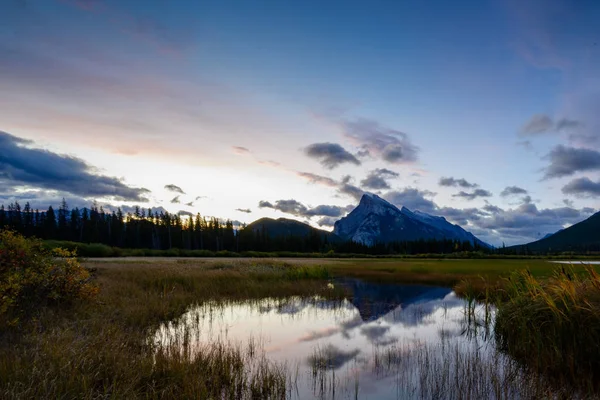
0 260 339 399
495 266 600 393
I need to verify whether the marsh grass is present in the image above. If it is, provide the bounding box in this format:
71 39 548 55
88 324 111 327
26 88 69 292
0 260 340 399
495 266 600 394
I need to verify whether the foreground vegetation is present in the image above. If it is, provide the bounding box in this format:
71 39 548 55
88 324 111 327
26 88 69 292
3 230 600 398
495 267 600 393
0 233 339 398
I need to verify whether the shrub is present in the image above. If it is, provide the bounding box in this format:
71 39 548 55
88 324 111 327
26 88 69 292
0 230 98 324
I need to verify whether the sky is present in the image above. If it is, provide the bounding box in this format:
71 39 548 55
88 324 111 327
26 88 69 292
1 0 599 246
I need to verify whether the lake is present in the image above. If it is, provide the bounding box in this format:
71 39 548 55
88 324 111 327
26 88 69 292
152 279 547 399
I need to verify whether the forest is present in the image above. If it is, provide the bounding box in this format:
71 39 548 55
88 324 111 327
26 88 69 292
0 200 488 255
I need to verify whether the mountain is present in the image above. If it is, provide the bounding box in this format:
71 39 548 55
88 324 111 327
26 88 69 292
514 212 600 253
333 193 490 248
246 217 338 240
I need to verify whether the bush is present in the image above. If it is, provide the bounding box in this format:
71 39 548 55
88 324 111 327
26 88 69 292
0 230 98 324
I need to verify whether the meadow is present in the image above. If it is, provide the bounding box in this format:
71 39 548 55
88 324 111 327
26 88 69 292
2 243 600 398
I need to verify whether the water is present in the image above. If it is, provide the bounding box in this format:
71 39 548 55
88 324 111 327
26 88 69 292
152 279 544 399
550 260 600 264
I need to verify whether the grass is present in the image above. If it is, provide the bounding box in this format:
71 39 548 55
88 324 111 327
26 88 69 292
495 266 600 393
0 260 343 399
3 255 600 398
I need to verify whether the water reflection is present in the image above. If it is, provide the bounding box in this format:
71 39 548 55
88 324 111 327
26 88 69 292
152 280 543 399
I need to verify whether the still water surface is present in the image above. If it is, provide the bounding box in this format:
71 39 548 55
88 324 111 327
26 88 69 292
152 279 533 399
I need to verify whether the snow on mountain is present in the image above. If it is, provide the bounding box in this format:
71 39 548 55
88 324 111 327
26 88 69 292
333 193 490 248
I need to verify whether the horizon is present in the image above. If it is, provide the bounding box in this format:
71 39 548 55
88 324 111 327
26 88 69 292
2 0 600 246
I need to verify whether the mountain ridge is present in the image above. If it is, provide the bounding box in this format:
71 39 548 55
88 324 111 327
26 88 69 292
333 194 490 248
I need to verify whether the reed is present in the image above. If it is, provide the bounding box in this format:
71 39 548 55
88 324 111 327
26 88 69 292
495 266 600 393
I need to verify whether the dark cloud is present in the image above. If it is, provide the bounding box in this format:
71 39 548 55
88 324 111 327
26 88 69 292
258 200 274 208
164 184 185 194
500 186 528 197
170 195 180 204
236 208 252 213
232 146 250 155
304 142 361 169
483 203 503 214
542 145 600 179
383 188 437 214
0 131 150 202
342 118 418 164
474 203 595 244
562 177 600 197
185 201 194 207
360 168 399 190
296 172 338 187
258 199 351 218
520 114 581 135
438 177 478 189
178 210 193 217
452 189 492 201
338 175 364 200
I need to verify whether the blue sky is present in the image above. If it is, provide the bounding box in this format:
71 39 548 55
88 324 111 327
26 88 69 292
1 0 599 245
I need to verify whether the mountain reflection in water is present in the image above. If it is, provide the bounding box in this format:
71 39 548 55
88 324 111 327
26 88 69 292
152 279 499 399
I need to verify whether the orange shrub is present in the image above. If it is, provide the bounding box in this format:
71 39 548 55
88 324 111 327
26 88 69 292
0 230 98 323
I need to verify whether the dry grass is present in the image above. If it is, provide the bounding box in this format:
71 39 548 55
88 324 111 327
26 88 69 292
0 260 340 399
495 266 600 394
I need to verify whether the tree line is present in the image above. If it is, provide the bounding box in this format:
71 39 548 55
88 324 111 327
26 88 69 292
0 200 490 255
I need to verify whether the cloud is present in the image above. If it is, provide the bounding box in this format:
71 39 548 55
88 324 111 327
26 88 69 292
0 131 150 202
164 184 185 194
520 114 582 135
232 146 250 155
296 172 338 187
562 177 600 197
452 189 492 201
438 177 478 189
542 145 600 179
258 199 351 218
563 199 574 207
258 200 274 208
383 188 437 214
185 201 194 207
500 186 528 197
556 118 582 131
341 118 418 164
236 208 252 213
360 168 399 190
473 202 595 243
521 114 554 134
170 196 180 204
338 176 364 200
297 172 364 201
304 142 361 169
316 216 338 227
178 210 193 217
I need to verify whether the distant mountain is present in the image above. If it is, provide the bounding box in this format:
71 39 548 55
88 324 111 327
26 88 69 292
514 212 600 253
333 193 490 248
246 217 338 240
